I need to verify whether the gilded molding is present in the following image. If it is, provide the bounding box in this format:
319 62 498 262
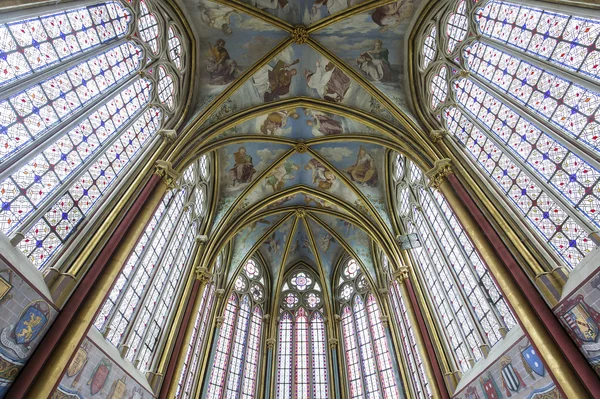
295 139 308 153
425 158 453 189
291 26 309 44
155 160 181 189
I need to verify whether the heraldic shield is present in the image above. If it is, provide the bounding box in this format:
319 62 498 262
566 302 599 343
15 302 49 345
89 358 112 396
520 345 545 377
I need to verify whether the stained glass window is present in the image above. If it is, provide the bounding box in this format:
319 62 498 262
93 160 202 371
337 259 401 399
392 156 516 372
418 0 600 269
276 269 329 399
176 283 216 399
446 0 468 53
0 2 131 87
0 0 187 270
206 259 266 399
422 26 437 70
430 65 448 109
168 26 183 70
389 280 432 399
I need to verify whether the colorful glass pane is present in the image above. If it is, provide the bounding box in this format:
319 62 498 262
0 2 131 88
446 0 468 53
168 26 182 70
138 0 159 54
422 26 437 69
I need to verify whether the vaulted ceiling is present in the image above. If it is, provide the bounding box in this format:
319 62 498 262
170 0 434 294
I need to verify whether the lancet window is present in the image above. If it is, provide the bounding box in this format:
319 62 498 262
206 258 266 399
276 268 329 399
391 154 516 372
337 258 401 399
416 0 600 268
0 0 188 270
93 157 210 371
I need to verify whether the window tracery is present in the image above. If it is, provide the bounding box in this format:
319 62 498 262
94 157 210 371
337 258 401 399
207 258 266 399
391 154 516 372
0 0 189 269
276 268 329 399
416 0 600 269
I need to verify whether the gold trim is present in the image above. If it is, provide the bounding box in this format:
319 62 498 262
26 180 168 398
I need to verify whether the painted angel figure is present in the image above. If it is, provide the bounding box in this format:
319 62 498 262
306 111 343 136
206 39 237 85
356 39 392 82
305 158 336 190
260 109 300 135
252 59 300 102
371 0 414 32
253 0 289 10
345 146 378 187
310 0 360 17
304 60 351 102
198 1 240 35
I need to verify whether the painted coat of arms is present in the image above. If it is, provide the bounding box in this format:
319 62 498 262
480 371 502 399
87 358 112 396
499 355 526 396
556 295 600 358
520 343 545 378
0 300 50 359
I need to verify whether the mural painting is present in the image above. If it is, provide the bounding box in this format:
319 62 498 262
187 0 288 116
52 337 152 399
260 217 295 290
554 267 600 376
312 143 391 228
227 213 290 282
284 220 318 270
454 335 561 399
0 256 58 397
314 0 421 115
228 45 393 121
210 107 379 140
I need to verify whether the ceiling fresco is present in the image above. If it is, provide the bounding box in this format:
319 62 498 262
178 0 422 295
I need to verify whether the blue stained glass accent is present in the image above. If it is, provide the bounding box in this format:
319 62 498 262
570 174 578 182
36 240 43 248
2 202 10 211
570 240 577 247
62 212 68 220
521 188 527 195
543 212 550 219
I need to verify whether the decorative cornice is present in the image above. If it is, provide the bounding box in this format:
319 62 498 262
291 26 308 44
155 160 181 189
425 158 453 189
429 129 448 143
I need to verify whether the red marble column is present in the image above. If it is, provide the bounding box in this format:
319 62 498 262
403 275 451 399
159 278 201 399
8 174 162 398
446 173 600 395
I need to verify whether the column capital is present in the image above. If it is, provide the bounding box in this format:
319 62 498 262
215 316 225 328
266 337 277 349
159 129 177 143
379 314 390 328
393 268 410 281
328 338 339 348
378 287 389 297
429 129 448 143
215 288 225 298
425 158 453 189
196 267 212 284
155 160 181 189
